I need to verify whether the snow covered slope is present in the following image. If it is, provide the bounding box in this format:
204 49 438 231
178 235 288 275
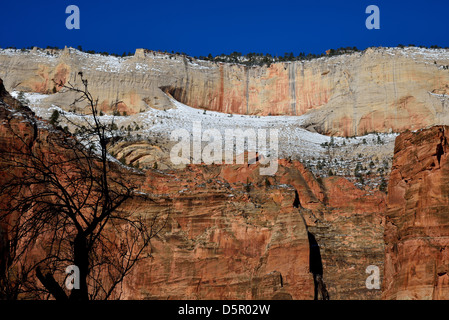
13 90 397 190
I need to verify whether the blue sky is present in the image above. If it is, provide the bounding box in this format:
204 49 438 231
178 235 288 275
0 0 448 57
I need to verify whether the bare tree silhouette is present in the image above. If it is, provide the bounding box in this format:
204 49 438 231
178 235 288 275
0 76 167 300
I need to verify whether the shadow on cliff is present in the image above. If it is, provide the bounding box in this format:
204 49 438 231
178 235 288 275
308 231 330 300
293 188 330 300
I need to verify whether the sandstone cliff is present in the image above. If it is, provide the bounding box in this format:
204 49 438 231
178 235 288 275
1 46 448 136
119 159 386 300
0 80 388 299
383 125 449 299
126 165 315 299
1 42 449 301
0 82 313 300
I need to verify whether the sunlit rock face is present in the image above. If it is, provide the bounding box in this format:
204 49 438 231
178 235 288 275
1 46 448 136
0 78 388 300
383 126 449 299
118 159 386 300
0 80 314 299
2 46 449 300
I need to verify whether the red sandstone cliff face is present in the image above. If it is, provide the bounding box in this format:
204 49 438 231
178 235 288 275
0 80 387 300
305 176 386 300
0 81 155 300
123 163 315 299
119 160 386 300
2 49 449 300
1 47 448 136
0 105 387 299
383 126 449 299
0 84 315 299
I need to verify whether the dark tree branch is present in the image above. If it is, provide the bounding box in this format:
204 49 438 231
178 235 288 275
0 76 166 300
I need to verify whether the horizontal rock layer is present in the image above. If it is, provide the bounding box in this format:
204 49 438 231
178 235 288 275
0 47 448 136
0 98 386 299
0 82 315 299
120 159 386 300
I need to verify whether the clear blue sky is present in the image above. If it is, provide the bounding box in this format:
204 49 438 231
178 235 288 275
0 0 448 57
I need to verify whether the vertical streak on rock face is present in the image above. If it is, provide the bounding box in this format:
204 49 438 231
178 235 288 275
183 57 190 105
245 66 249 115
344 70 357 137
392 58 398 130
298 63 305 115
219 64 224 112
1 47 448 135
288 63 297 115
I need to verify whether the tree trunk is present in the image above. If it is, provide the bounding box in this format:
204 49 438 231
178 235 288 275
70 234 89 301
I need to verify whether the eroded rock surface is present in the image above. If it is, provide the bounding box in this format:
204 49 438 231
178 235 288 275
383 126 449 299
120 159 386 300
1 47 448 136
0 80 388 299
